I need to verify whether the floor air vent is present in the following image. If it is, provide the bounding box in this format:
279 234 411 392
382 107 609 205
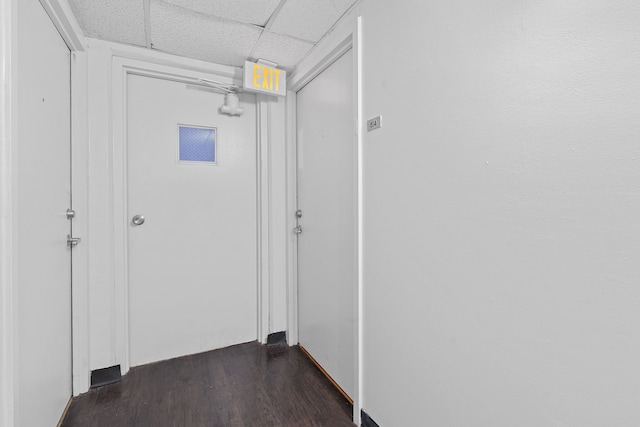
361 410 381 427
90 365 121 388
266 331 287 355
267 331 287 346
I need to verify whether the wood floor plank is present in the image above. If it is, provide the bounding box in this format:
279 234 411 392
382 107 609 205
61 342 354 427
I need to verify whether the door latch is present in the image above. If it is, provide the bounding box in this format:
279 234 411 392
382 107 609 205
293 225 303 235
67 234 81 248
66 208 75 219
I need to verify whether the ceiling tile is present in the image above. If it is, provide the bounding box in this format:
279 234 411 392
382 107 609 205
68 0 146 46
150 0 263 67
163 0 282 26
250 31 314 71
269 0 357 43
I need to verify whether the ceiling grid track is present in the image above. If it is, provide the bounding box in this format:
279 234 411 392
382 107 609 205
248 0 287 61
68 0 359 70
144 0 152 48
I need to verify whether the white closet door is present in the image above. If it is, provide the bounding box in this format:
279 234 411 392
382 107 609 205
296 49 356 399
16 0 72 425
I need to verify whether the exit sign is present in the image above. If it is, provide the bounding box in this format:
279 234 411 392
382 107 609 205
243 61 287 97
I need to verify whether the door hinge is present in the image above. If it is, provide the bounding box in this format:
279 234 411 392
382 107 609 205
66 208 75 219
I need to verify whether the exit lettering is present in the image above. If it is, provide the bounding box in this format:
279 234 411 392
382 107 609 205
253 64 281 92
243 61 286 96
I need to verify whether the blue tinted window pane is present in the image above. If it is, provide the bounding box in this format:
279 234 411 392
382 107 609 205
179 126 216 163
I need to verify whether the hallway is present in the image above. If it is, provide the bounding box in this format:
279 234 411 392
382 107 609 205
4 1 640 425
61 342 354 427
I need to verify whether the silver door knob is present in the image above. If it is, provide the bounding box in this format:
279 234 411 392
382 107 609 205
293 225 303 235
132 215 145 226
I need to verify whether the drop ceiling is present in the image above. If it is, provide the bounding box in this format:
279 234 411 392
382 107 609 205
68 0 358 71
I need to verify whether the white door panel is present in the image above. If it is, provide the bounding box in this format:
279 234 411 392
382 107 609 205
127 75 257 367
17 0 72 425
297 50 355 399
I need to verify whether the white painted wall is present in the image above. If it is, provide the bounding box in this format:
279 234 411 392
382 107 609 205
84 39 289 376
359 1 640 425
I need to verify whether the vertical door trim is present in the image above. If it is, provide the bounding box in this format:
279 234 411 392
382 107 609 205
109 56 267 375
286 5 362 423
355 16 364 425
0 2 17 425
257 94 272 343
285 90 298 345
70 49 90 395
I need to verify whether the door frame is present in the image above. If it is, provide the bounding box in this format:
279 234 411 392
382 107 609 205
285 9 363 424
110 54 272 376
0 0 88 423
0 2 17 424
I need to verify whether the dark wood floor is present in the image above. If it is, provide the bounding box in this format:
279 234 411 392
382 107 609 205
61 342 354 427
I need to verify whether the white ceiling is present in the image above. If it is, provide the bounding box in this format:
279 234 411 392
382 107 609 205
68 0 358 71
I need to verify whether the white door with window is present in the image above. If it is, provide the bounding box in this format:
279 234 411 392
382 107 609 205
296 49 356 399
16 0 73 425
127 74 258 366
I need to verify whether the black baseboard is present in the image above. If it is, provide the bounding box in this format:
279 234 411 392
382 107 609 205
90 365 121 388
266 331 287 347
361 409 380 427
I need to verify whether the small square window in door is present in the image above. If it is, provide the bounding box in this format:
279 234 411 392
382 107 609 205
178 125 217 163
